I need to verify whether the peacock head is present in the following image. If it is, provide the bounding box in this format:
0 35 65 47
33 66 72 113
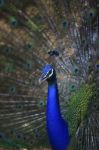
39 64 56 84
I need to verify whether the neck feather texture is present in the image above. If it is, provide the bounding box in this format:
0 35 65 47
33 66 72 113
47 80 61 119
46 79 70 150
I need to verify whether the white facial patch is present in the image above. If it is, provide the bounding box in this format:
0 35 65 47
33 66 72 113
48 69 54 78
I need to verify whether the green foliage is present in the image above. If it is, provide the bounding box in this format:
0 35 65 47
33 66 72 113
66 84 93 136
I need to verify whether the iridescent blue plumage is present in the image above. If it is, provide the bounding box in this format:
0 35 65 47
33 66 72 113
40 64 70 150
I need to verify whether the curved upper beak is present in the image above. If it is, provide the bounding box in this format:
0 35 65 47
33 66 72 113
39 73 47 84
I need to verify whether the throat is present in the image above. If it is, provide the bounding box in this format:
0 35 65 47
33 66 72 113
47 80 61 119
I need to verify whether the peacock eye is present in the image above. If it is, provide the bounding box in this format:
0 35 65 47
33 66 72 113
47 69 54 78
48 70 52 74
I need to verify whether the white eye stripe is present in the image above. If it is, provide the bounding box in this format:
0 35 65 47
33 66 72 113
48 69 54 77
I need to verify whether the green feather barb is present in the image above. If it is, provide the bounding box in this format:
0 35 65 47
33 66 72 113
67 84 93 136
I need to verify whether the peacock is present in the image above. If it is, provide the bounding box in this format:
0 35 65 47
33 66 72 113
39 64 70 150
0 0 99 150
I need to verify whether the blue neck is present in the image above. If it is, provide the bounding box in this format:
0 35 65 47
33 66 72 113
47 80 61 120
46 79 69 150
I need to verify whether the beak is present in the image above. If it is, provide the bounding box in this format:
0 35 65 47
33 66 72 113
39 73 47 84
